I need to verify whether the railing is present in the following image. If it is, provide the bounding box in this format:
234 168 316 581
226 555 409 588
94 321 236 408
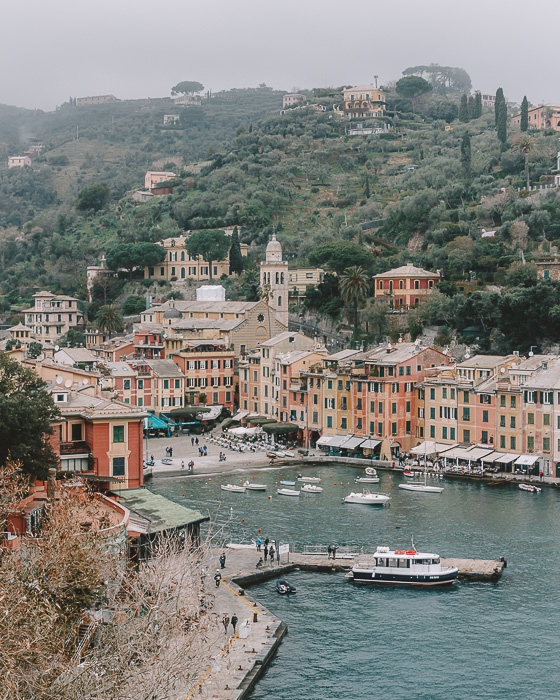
71 620 99 664
301 544 363 558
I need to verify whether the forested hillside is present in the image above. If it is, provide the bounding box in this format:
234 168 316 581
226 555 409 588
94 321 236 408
1 77 560 353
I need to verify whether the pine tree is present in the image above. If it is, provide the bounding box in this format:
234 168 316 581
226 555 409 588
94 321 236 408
460 133 472 177
520 96 529 132
229 226 244 275
459 94 469 122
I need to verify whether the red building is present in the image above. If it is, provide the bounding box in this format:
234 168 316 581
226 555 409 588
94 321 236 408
373 263 440 311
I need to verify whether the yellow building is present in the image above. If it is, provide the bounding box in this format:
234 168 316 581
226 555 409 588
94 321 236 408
342 85 386 119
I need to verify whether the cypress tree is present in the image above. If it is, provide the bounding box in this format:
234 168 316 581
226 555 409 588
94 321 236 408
460 133 472 177
520 96 529 132
229 226 244 275
364 173 370 199
467 95 476 120
497 100 508 145
474 92 482 118
459 94 469 122
495 88 505 127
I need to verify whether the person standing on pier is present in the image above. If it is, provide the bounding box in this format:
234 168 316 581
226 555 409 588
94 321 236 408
222 615 230 635
256 536 262 551
214 570 221 588
268 545 275 565
263 545 268 563
219 552 227 569
231 614 238 634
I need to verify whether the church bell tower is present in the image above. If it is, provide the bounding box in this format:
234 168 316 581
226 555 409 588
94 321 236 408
260 232 288 327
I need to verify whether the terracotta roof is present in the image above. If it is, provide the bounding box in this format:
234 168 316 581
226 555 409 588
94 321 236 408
374 264 440 279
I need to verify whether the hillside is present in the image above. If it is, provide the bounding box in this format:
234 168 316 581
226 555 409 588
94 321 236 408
1 82 560 352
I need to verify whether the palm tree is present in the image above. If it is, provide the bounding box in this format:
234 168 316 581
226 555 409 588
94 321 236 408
95 305 124 337
339 266 371 338
512 134 536 191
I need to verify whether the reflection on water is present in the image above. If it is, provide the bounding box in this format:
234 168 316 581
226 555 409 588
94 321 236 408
150 464 560 700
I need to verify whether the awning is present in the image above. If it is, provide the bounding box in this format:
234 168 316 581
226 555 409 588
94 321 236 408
410 441 456 456
440 447 478 461
112 489 208 535
493 453 519 465
360 439 381 450
339 436 366 450
479 451 508 463
316 435 332 446
325 435 351 448
464 447 495 461
515 454 540 466
228 426 261 436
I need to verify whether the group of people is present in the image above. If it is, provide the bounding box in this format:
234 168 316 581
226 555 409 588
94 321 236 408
255 536 277 566
327 544 338 560
219 452 227 462
222 613 239 635
198 445 208 457
165 446 173 457
180 460 195 472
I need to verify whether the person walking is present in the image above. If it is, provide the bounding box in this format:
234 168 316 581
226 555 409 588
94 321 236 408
222 614 230 635
191 437 195 447
231 614 238 634
214 570 221 588
268 545 275 565
263 545 268 563
219 552 226 569
327 545 333 560
332 545 338 560
169 447 173 457
195 437 199 446
181 460 185 470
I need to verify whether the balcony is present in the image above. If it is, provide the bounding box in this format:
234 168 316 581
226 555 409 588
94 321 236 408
60 441 91 455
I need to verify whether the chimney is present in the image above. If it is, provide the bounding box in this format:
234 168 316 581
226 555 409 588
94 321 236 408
47 468 57 502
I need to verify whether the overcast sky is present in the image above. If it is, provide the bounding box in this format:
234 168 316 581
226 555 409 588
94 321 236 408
3 0 558 110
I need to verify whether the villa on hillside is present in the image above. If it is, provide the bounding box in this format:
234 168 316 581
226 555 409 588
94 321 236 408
339 85 386 119
8 156 32 168
511 104 560 132
373 264 440 310
22 291 84 341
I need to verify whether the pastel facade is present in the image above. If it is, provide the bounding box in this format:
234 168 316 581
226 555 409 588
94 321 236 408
8 156 32 168
23 291 84 341
76 95 118 106
288 267 325 302
282 93 305 109
143 233 248 282
511 104 560 132
144 171 176 189
342 85 386 119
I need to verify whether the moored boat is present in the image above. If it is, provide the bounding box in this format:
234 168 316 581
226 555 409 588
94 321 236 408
519 483 542 493
403 470 415 478
347 545 458 586
344 489 390 505
221 484 246 493
297 475 321 483
277 488 301 497
399 483 443 494
276 579 297 594
355 476 380 484
365 467 377 477
280 480 296 486
243 481 267 491
301 484 323 493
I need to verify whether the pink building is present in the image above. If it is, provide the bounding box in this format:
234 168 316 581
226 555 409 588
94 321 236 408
8 156 32 169
144 171 176 190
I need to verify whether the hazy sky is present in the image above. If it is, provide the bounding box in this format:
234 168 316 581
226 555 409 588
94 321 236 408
3 0 558 110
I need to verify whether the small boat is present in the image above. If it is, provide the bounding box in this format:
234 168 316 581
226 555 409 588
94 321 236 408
277 488 301 497
347 545 458 587
266 452 277 459
301 484 323 493
403 470 415 478
221 484 246 493
355 476 380 484
344 489 390 505
365 467 377 477
243 481 267 491
297 475 321 483
399 483 443 494
284 451 295 457
276 579 297 594
161 458 174 465
519 483 542 493
280 480 296 486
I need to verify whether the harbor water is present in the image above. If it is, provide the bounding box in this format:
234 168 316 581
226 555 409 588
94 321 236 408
150 465 560 700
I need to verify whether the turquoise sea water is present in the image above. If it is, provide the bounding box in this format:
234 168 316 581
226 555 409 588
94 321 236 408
150 465 560 700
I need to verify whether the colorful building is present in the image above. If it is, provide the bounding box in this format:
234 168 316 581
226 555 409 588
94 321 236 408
373 263 440 310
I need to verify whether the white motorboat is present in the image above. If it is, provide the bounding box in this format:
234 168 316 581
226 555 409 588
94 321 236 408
277 488 301 497
355 476 380 484
365 467 377 477
297 475 321 483
284 451 295 457
243 481 267 491
280 480 296 486
221 484 246 493
399 483 443 493
347 545 458 586
274 451 286 458
344 489 390 505
301 484 323 493
519 483 542 493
